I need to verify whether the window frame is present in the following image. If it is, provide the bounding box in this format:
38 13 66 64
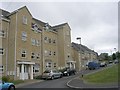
31 38 36 45
0 30 6 38
22 32 27 41
23 16 27 25
31 52 36 59
0 48 5 55
21 49 27 58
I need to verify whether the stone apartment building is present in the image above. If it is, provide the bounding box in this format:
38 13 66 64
0 6 98 80
0 6 75 80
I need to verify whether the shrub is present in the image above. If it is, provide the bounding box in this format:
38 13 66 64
2 76 10 82
34 75 42 79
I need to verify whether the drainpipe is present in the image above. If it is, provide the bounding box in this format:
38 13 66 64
6 21 9 75
42 27 45 72
14 10 18 80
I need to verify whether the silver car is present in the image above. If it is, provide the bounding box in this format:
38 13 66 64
42 69 63 80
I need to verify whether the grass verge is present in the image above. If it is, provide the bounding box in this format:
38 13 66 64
83 64 118 84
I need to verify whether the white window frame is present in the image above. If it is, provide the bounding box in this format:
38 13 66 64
0 30 6 38
36 40 40 46
21 50 27 58
0 48 5 55
22 32 27 41
44 50 48 56
44 37 48 43
31 38 36 45
23 16 27 25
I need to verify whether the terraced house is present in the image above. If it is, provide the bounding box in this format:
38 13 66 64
71 42 98 71
0 6 98 80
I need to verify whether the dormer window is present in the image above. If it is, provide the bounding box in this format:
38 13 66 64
44 23 49 30
31 23 42 33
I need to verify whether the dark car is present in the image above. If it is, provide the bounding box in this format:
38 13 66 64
88 62 100 70
60 67 76 76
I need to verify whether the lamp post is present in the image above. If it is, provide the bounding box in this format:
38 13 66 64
114 48 117 60
76 37 81 71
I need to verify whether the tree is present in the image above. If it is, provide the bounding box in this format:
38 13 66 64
112 53 116 60
116 51 120 60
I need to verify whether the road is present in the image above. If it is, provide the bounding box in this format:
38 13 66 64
18 65 113 88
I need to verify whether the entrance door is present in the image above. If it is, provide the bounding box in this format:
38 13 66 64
19 65 29 80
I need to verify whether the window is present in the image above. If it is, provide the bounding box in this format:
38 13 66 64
49 51 52 56
53 40 56 44
0 30 5 38
48 62 51 67
48 39 51 43
31 38 36 45
23 16 27 24
33 64 40 73
45 62 52 68
54 63 56 67
22 32 27 41
0 48 4 55
44 50 48 56
0 66 4 73
31 52 35 59
31 23 42 33
36 53 40 59
53 52 56 56
36 40 40 46
21 50 26 58
44 37 48 43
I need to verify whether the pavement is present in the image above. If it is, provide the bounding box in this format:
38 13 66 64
67 77 119 89
15 79 44 88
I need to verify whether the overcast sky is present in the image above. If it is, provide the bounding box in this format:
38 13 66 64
1 1 118 55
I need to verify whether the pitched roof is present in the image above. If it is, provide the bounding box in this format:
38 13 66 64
33 18 47 27
72 42 97 54
1 9 10 19
52 23 67 28
7 6 32 17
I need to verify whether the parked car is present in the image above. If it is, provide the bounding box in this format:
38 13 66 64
88 61 100 70
108 61 113 64
114 60 119 64
42 69 63 80
100 62 107 67
59 67 76 76
0 80 15 90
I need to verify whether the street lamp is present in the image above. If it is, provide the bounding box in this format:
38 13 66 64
76 37 81 71
114 48 117 60
76 37 81 44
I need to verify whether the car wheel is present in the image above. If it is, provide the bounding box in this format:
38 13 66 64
67 73 70 76
8 85 15 90
73 72 75 75
51 76 54 80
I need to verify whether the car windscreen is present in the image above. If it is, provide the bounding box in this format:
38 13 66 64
44 70 50 73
